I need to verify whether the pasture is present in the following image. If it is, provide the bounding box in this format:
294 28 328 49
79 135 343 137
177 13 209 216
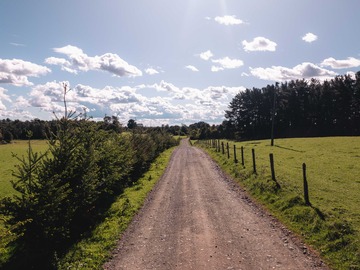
0 140 48 198
239 137 360 230
200 136 360 269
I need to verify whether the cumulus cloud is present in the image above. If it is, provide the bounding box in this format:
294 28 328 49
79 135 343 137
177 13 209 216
148 81 244 107
203 86 245 100
14 96 31 109
145 68 159 75
321 57 360 69
250 62 337 81
7 77 245 125
211 57 244 72
302 33 318 43
45 45 142 77
214 15 244 25
199 50 214 61
185 65 199 72
0 108 36 120
242 37 277 52
211 66 224 72
28 81 79 115
0 58 51 86
0 87 11 110
152 80 181 94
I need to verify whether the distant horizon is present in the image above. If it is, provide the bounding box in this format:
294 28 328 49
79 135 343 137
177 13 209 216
1 0 360 126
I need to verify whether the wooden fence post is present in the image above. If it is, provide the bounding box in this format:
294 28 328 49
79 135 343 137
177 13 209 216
269 153 276 181
241 146 244 166
303 163 311 206
221 142 225 155
226 142 230 159
233 145 238 163
252 148 257 174
270 153 280 188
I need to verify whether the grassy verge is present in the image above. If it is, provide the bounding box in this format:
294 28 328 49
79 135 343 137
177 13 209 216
56 146 176 269
197 137 360 270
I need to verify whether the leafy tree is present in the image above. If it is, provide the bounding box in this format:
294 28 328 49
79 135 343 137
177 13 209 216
127 119 137 129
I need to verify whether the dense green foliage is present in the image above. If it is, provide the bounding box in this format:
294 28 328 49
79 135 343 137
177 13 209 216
56 146 176 269
225 72 360 140
198 137 360 269
0 118 178 269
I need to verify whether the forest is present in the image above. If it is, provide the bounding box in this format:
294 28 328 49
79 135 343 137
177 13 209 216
224 71 360 140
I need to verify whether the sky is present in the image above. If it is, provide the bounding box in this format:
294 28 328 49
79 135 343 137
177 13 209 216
1 0 360 126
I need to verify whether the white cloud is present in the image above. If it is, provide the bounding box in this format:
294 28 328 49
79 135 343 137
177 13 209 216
199 50 214 61
0 87 11 110
0 108 36 120
211 66 224 72
211 57 244 72
75 84 143 106
302 32 318 43
321 57 360 69
145 68 159 75
0 58 51 86
154 80 181 94
250 62 337 81
14 96 30 109
54 45 84 55
97 53 142 77
185 65 199 72
242 37 277 52
5 77 245 125
214 15 244 26
29 81 78 115
45 45 142 77
10 42 26 47
0 87 11 101
204 86 245 100
45 57 76 73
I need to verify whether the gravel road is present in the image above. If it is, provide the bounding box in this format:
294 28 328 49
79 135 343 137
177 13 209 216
104 139 328 270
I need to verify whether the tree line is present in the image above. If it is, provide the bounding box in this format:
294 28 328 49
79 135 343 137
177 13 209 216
224 71 360 140
0 116 124 142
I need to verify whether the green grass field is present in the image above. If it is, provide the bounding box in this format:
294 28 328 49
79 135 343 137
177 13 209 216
0 140 49 198
199 136 360 270
0 140 49 263
1 138 359 269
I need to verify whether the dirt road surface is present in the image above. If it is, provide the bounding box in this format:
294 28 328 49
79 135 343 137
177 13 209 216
104 139 328 270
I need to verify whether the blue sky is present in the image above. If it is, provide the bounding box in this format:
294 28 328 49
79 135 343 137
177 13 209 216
1 0 360 126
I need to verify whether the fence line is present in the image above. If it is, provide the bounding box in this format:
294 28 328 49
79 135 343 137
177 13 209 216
200 139 310 206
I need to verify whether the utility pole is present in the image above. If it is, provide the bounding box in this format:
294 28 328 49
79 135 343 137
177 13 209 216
270 83 278 146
